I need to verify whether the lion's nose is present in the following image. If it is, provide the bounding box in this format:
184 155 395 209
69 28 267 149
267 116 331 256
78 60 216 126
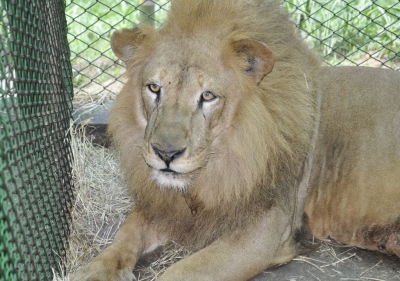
151 144 186 167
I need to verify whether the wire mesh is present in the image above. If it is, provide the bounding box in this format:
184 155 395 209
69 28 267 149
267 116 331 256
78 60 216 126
65 0 399 101
65 0 170 106
0 1 74 280
286 0 400 68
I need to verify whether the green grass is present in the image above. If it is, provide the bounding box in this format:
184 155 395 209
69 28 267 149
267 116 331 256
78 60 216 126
65 0 400 91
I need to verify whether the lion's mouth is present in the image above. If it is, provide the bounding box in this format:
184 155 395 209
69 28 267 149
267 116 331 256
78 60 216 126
160 168 179 174
151 168 190 191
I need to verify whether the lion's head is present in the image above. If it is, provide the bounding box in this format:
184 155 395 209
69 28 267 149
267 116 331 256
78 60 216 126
111 25 276 190
108 0 321 244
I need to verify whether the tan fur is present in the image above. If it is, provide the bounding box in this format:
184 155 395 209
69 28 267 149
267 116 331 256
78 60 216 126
71 0 400 280
305 66 400 256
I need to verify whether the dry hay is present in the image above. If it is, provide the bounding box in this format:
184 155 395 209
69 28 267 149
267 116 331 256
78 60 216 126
53 124 191 281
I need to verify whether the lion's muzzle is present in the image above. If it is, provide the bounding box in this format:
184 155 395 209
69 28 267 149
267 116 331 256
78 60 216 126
147 141 193 190
151 143 186 168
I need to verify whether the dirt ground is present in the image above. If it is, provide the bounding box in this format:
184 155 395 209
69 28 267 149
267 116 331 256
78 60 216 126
252 245 400 281
130 241 400 281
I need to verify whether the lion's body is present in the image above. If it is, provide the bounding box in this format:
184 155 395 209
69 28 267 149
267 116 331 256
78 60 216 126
71 0 400 280
306 66 400 256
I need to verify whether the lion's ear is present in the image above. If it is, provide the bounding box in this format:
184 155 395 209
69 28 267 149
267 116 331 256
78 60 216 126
111 27 148 63
232 39 274 83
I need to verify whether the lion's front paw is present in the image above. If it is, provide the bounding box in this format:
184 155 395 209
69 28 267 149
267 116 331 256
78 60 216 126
70 258 136 281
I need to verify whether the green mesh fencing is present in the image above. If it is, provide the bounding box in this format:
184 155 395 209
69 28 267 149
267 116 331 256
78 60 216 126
65 0 399 101
0 1 74 281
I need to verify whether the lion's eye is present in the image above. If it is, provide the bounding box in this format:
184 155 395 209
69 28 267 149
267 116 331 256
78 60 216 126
148 84 161 93
201 91 216 102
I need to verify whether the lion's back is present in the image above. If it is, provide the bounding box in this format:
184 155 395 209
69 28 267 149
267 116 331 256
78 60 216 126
305 66 400 256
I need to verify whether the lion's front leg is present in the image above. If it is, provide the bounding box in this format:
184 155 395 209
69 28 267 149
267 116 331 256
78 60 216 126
71 208 166 281
158 206 298 281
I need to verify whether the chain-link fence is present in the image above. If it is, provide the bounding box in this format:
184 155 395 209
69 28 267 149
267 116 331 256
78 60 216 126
286 0 399 68
65 0 170 108
65 0 399 103
0 1 74 280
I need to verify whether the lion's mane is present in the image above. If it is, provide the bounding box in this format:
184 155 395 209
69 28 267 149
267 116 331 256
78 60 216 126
108 0 321 248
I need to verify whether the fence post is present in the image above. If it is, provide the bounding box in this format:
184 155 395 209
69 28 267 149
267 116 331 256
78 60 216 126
139 0 156 26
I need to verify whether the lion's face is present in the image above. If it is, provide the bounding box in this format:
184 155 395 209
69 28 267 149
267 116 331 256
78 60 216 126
110 29 274 191
140 42 239 190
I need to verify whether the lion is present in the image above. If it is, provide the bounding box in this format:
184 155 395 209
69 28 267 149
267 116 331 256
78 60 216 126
71 0 400 280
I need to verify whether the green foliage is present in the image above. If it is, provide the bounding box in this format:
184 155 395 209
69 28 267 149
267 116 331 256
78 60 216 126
65 0 170 88
284 0 400 66
66 0 399 90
